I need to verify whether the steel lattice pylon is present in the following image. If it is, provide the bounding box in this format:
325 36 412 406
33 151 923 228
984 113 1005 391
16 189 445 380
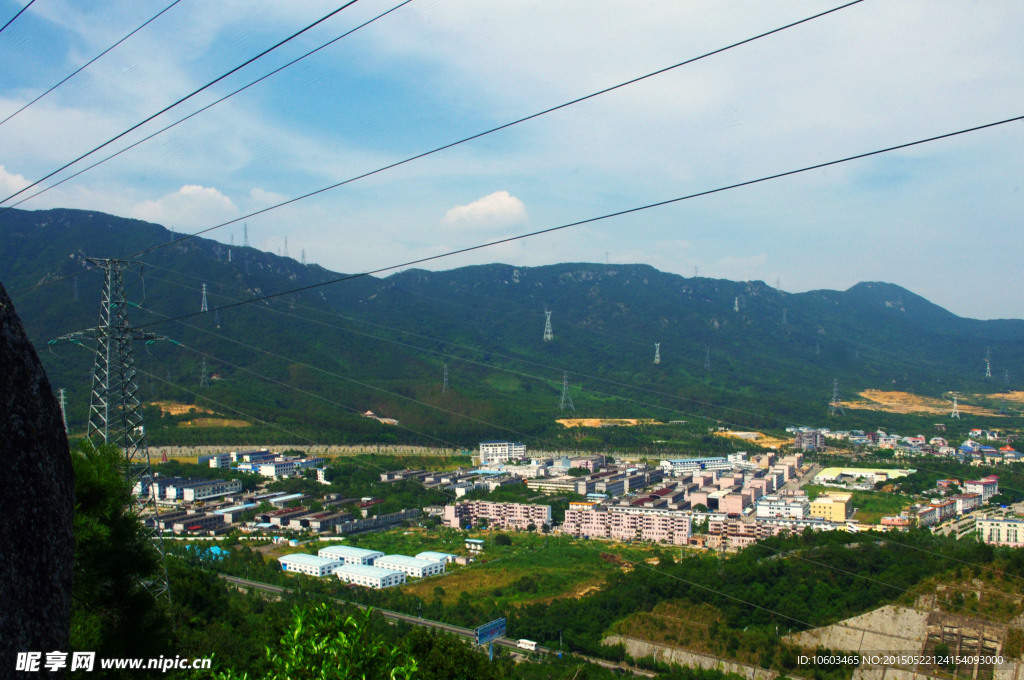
58 258 171 601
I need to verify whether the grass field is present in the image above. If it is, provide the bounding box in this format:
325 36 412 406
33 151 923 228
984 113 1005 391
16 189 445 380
804 484 911 524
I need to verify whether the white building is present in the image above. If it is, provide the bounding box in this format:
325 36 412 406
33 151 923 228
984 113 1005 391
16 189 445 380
415 551 458 565
317 545 384 566
278 554 342 578
334 564 406 589
965 477 999 503
182 478 242 502
479 441 528 464
374 554 445 578
659 457 732 475
755 493 809 519
977 517 1024 547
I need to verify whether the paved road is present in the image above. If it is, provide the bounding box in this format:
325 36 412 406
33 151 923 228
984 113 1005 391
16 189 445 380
218 574 655 677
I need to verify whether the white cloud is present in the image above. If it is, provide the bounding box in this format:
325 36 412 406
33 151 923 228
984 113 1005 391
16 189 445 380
130 185 237 230
248 187 288 206
442 191 528 230
0 165 29 196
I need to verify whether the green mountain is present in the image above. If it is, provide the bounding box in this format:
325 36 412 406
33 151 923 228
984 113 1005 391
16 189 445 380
3 207 1022 448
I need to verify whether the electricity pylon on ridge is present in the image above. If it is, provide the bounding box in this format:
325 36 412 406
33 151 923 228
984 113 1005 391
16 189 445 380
51 257 171 601
559 371 575 412
829 379 845 417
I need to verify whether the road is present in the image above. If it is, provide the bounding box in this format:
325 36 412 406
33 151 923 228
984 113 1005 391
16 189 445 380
218 574 655 677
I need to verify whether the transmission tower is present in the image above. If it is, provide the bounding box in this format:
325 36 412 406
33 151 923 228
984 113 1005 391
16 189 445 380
1005 370 1011 384
704 345 711 375
58 387 68 432
815 340 821 356
200 283 208 313
53 258 171 600
227 249 232 263
734 297 740 313
442 363 449 393
200 358 210 388
283 236 289 258
950 394 961 419
214 308 221 329
782 308 788 325
242 223 249 247
985 347 992 378
653 342 661 364
828 379 845 417
301 249 306 265
559 371 575 412
543 310 553 342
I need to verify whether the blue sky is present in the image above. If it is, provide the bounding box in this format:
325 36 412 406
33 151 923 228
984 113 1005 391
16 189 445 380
1 0 1022 319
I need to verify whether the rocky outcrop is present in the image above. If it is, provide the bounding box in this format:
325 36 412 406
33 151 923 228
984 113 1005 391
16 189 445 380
0 281 74 675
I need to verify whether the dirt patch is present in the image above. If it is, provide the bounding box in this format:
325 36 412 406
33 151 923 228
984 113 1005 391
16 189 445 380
714 431 789 449
556 418 661 428
150 401 214 416
177 418 250 428
987 392 1024 404
842 390 1002 417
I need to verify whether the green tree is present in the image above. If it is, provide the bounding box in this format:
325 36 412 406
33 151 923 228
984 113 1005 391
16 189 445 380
215 603 416 680
70 442 172 667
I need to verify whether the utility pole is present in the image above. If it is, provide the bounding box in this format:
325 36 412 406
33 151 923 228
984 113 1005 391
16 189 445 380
559 372 575 412
829 379 845 417
58 388 68 432
52 258 171 601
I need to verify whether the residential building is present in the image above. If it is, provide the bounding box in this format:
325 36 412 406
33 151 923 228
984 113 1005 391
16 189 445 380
479 441 527 464
443 500 551 530
794 429 826 451
755 492 809 519
659 457 732 475
810 493 852 523
964 476 999 503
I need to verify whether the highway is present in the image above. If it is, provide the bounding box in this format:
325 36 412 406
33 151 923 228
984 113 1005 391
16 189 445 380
219 574 655 677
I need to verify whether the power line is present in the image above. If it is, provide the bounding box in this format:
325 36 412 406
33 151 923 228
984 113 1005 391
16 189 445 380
122 113 1024 338
4 0 414 207
7 0 872 297
0 0 183 128
0 0 35 36
121 0 866 260
0 0 363 208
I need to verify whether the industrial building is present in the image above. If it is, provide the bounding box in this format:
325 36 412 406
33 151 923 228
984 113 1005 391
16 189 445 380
278 554 342 577
317 545 384 566
334 564 406 589
374 555 446 578
415 551 458 565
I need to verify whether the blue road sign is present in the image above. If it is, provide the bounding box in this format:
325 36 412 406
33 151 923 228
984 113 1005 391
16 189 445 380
475 618 506 645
